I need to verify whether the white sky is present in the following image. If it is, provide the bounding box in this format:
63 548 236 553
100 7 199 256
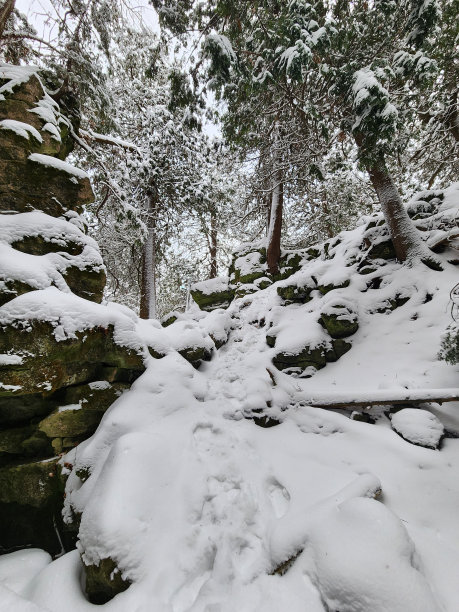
17 0 160 41
16 0 221 138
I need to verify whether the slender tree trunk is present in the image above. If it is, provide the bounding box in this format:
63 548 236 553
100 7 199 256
321 196 334 239
445 84 459 143
209 209 217 279
0 0 15 40
266 173 283 275
265 190 272 232
140 193 158 319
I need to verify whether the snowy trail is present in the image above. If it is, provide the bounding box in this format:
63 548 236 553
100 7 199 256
202 304 274 414
3 187 459 610
4 289 459 612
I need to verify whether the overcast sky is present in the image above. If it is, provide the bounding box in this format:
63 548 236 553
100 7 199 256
16 0 160 41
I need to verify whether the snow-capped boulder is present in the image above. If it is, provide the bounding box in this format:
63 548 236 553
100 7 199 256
391 408 444 449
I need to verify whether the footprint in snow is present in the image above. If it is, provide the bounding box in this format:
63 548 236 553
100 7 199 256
267 477 291 518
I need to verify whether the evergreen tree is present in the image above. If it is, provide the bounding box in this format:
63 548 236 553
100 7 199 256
154 0 455 267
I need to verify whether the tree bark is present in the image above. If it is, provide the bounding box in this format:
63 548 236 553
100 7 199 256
266 173 283 275
445 84 459 143
209 209 217 279
321 196 334 239
355 134 435 265
0 0 15 41
265 190 272 233
140 193 158 319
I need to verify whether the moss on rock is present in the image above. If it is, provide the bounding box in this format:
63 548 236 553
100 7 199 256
0 457 69 555
277 284 313 302
178 345 213 369
0 322 144 397
273 345 328 373
0 278 37 306
0 393 57 428
12 234 84 257
84 557 131 605
0 156 94 216
273 338 352 375
320 310 359 339
317 279 350 295
190 287 234 312
367 239 396 261
62 264 106 303
0 425 52 463
0 456 60 506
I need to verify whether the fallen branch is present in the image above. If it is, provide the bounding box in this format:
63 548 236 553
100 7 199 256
296 388 459 409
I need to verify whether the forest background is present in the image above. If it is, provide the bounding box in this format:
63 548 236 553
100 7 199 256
1 0 458 318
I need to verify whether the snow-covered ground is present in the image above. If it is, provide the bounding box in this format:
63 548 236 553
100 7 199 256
2 188 459 612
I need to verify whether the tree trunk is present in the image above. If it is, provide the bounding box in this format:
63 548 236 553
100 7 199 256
0 0 15 40
445 83 459 143
265 190 272 233
209 209 217 279
140 193 158 319
266 174 283 275
321 196 334 239
355 135 438 266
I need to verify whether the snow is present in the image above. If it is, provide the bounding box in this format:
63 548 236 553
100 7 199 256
0 287 145 354
88 381 111 391
0 550 51 594
300 497 439 612
0 212 105 297
28 155 89 180
42 123 61 141
27 94 61 127
205 34 236 61
0 211 97 250
0 65 69 149
0 586 49 612
233 250 266 279
0 64 39 100
191 275 229 296
0 120 43 143
2 188 459 611
58 403 82 413
391 408 444 448
0 353 23 365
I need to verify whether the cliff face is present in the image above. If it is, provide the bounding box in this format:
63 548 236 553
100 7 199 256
0 64 144 555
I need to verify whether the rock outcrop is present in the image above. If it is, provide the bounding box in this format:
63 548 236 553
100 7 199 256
0 64 145 556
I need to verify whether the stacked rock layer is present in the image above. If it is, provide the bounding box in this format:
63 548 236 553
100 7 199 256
0 64 145 555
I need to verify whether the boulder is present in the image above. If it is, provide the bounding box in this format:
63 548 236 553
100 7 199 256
277 283 314 302
191 276 234 311
391 408 444 449
273 339 351 375
178 345 213 369
367 238 396 261
320 307 359 339
0 457 67 555
318 279 350 295
0 155 94 215
0 322 144 397
84 557 131 605
191 286 234 311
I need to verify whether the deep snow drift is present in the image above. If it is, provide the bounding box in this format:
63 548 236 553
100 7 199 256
1 185 459 612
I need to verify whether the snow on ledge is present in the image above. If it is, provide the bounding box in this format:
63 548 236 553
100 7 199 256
0 120 43 143
191 275 230 295
28 153 89 179
0 287 145 353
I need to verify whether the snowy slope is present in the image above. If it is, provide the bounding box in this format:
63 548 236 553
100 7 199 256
2 186 459 612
